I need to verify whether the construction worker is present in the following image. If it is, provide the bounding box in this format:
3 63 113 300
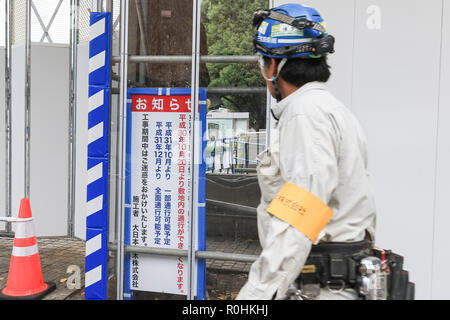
236 3 377 300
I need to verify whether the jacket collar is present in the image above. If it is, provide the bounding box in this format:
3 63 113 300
270 81 328 120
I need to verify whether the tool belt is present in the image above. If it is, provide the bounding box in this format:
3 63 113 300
296 238 415 300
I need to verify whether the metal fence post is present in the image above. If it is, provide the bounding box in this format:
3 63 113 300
24 0 32 199
265 91 272 151
221 138 225 173
97 0 103 12
245 137 249 169
187 0 201 300
68 0 79 238
111 55 259 64
265 0 275 150
105 0 112 13
4 0 12 234
212 140 216 173
116 0 129 301
229 139 234 174
236 137 239 169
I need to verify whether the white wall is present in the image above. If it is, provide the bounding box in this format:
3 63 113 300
275 0 449 300
432 0 450 300
11 43 69 237
29 43 69 236
351 0 441 300
11 44 25 225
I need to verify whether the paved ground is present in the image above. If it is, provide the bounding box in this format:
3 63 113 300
0 236 261 300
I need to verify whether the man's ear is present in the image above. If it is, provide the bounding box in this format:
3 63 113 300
267 58 279 78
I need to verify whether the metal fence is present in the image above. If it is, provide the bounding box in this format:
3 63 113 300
206 131 266 174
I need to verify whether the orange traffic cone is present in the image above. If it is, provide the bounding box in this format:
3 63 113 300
0 199 55 299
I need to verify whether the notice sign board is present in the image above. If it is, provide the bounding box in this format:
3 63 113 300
125 88 207 298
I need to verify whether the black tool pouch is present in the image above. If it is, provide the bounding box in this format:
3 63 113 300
297 240 415 300
297 238 372 290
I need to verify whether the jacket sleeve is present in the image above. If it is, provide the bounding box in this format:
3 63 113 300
278 113 340 296
237 113 340 300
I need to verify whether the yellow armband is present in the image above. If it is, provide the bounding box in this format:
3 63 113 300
267 182 333 243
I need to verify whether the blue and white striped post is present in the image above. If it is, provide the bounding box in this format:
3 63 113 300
85 12 111 300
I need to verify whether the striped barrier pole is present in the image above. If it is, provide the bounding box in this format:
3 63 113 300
85 12 111 300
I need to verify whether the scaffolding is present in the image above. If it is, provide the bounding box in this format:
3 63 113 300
3 0 274 300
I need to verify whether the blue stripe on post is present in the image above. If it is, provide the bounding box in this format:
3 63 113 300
86 12 111 301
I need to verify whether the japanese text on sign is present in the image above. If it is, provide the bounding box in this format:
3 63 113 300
130 94 194 295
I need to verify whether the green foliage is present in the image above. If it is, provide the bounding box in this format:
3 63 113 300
202 0 269 130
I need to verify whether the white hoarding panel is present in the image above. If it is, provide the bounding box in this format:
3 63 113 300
10 44 69 237
432 0 450 300
30 44 69 236
11 44 25 224
351 1 442 299
274 0 447 299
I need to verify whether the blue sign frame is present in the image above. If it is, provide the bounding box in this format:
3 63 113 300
124 88 207 300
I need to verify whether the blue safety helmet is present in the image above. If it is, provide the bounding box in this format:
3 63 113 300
253 3 335 59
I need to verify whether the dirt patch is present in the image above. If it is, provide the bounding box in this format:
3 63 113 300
206 270 248 300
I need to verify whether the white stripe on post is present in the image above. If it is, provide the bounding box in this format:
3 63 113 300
85 265 102 288
87 195 103 217
88 90 104 112
86 233 102 257
88 122 104 144
89 51 106 73
87 162 103 185
89 18 106 41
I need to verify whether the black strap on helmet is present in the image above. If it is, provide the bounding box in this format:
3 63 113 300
253 8 327 35
254 34 335 56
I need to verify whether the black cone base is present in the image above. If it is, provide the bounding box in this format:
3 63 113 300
0 282 56 300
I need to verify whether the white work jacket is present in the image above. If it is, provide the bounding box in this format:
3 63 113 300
236 81 377 300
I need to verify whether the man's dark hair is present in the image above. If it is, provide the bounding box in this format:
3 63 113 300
263 55 331 86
